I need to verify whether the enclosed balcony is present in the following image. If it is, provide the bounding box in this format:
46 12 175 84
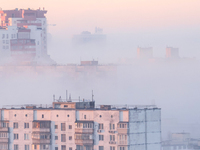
32 139 51 144
117 122 128 134
75 121 94 134
75 139 94 145
0 121 9 132
32 121 51 133
0 138 9 143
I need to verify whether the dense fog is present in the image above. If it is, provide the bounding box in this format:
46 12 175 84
1 0 200 141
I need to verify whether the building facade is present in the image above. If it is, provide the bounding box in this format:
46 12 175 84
0 99 161 150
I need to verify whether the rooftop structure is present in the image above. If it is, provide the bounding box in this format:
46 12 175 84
0 8 55 65
0 93 161 150
72 27 106 45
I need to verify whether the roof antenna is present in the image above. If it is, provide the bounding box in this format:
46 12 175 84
53 95 55 102
66 90 68 101
69 93 71 102
92 90 94 101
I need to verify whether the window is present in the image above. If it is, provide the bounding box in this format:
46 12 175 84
14 144 18 150
110 147 115 150
55 147 58 150
2 34 5 39
64 105 68 108
13 122 18 128
55 136 58 140
61 145 66 150
99 124 104 129
24 133 29 140
42 114 44 118
24 123 29 129
69 136 72 140
99 146 104 150
14 134 18 140
119 123 127 129
110 135 115 141
84 115 86 119
25 145 29 150
61 134 66 142
69 125 72 129
56 115 59 117
99 135 104 141
119 147 126 150
110 124 115 130
61 123 66 131
67 115 70 117
69 148 72 150
55 125 58 129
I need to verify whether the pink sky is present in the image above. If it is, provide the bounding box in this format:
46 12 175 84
1 0 200 34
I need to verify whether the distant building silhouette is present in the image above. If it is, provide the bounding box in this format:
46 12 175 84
137 47 153 59
166 47 179 59
0 8 55 65
72 27 106 45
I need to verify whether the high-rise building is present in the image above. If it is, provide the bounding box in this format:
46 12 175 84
0 8 54 65
137 47 153 59
166 47 179 59
0 97 161 150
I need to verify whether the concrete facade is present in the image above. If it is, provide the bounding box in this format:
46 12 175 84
0 100 161 150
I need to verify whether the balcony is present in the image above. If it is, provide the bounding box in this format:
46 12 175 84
117 128 128 134
118 141 128 145
75 139 93 145
0 138 9 143
108 130 116 134
75 128 94 134
109 141 116 144
0 128 8 132
32 139 51 144
32 128 50 132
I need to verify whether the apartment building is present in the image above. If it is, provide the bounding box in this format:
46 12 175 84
137 47 153 59
0 8 54 65
0 99 161 150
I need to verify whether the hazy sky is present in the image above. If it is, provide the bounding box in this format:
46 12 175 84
1 0 200 34
1 0 200 139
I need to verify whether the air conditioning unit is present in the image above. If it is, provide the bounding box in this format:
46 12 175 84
109 141 116 144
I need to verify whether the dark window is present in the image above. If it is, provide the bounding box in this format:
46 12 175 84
24 123 29 129
55 125 58 129
42 114 44 118
98 124 104 129
69 136 72 140
84 115 86 119
61 145 66 150
69 148 72 150
99 135 104 141
99 146 104 150
55 147 58 150
13 122 18 129
14 145 18 150
61 134 66 142
69 125 72 129
55 136 58 140
14 134 18 140
61 123 66 131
